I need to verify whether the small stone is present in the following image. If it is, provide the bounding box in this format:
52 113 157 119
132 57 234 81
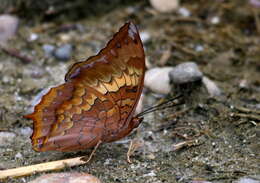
211 16 220 24
0 132 16 147
28 173 101 183
234 176 260 183
239 79 249 89
202 76 221 97
195 45 204 52
42 44 55 57
15 152 23 159
169 62 203 84
54 44 73 61
178 7 191 17
59 34 72 42
20 127 33 136
250 0 260 8
0 14 19 44
140 31 151 43
143 170 156 177
144 67 173 94
150 0 179 13
28 33 38 42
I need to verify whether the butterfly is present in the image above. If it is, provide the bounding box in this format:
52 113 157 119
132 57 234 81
24 22 145 153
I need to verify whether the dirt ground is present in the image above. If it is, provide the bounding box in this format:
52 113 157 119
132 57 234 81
0 1 259 183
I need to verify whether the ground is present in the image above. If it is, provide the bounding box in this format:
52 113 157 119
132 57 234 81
0 1 259 183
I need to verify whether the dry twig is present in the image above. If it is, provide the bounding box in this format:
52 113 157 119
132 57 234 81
0 156 87 180
1 46 32 63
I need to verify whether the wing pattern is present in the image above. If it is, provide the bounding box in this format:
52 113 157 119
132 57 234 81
24 22 145 151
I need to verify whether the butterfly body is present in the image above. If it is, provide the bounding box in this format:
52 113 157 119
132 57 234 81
24 22 145 152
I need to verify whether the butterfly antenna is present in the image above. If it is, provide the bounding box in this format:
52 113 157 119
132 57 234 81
136 94 184 118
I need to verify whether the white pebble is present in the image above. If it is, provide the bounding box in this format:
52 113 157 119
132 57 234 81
150 0 179 13
0 14 19 44
235 177 260 183
28 173 101 183
178 7 191 17
28 33 38 42
140 31 151 43
20 127 33 136
169 62 203 84
211 16 220 24
195 45 204 52
144 67 173 94
202 76 221 97
15 152 23 159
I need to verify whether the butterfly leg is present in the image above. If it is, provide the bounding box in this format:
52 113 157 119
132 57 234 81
127 138 143 163
82 140 102 163
127 140 134 163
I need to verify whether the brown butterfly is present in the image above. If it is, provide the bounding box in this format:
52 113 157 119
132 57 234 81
24 22 145 156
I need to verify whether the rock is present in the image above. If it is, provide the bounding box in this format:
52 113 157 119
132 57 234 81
19 127 33 136
202 76 221 97
234 176 260 183
250 0 260 8
150 0 179 13
42 44 55 57
169 62 203 84
54 44 73 61
144 67 173 94
15 152 23 159
140 31 151 43
210 16 220 25
0 132 16 147
178 7 191 17
28 173 101 183
195 45 204 52
0 14 19 44
28 33 38 42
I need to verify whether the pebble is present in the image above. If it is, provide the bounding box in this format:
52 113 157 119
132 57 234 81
42 44 55 57
150 0 179 13
59 33 72 42
239 79 249 89
234 176 260 183
53 44 73 61
178 7 191 17
19 127 33 136
28 173 101 183
0 14 19 44
0 132 16 147
15 152 23 159
169 62 203 84
195 45 204 52
140 31 151 43
144 67 173 94
28 33 38 42
211 16 220 24
202 76 221 97
250 0 260 8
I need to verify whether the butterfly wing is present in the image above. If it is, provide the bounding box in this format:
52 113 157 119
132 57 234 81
24 22 145 152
